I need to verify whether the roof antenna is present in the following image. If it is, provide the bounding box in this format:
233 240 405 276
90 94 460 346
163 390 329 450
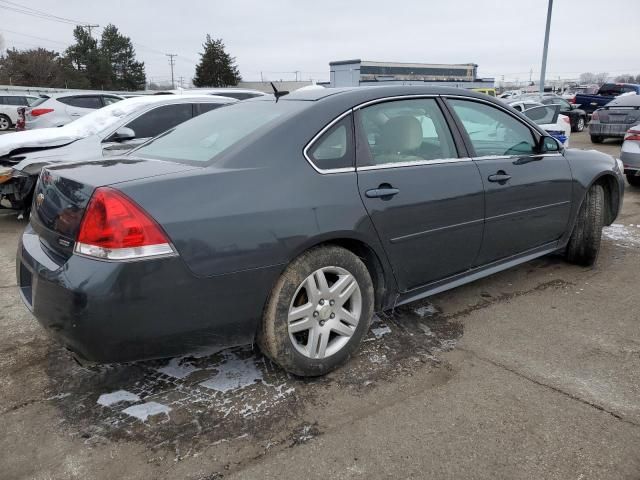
270 82 289 102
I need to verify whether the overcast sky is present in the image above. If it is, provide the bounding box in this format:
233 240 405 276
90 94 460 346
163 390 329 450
1 0 639 85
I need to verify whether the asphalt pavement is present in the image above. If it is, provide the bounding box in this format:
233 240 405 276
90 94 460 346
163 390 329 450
0 131 638 479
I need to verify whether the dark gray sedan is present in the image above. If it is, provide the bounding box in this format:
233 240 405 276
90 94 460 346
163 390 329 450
589 94 640 143
16 86 625 376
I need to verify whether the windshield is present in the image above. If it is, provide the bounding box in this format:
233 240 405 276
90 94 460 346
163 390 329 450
135 100 306 163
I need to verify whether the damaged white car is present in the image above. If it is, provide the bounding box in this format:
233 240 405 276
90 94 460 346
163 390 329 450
0 94 236 214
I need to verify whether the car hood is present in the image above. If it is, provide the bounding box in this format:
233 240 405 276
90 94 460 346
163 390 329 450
0 136 100 173
0 128 84 158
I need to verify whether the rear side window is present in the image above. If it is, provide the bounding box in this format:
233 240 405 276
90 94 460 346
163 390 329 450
194 102 223 116
58 96 103 109
123 103 193 139
217 92 261 100
307 115 354 171
449 99 536 157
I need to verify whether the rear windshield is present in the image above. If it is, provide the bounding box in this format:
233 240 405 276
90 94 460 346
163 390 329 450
29 96 50 107
599 84 638 96
134 100 306 163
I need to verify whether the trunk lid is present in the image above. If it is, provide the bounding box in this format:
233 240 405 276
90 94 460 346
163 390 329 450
597 106 640 125
30 157 198 262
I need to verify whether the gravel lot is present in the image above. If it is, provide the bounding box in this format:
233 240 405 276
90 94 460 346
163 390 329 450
1 131 639 479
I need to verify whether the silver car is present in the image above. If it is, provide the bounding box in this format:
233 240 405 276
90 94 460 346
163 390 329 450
621 124 640 186
25 92 124 129
589 95 640 144
0 94 236 213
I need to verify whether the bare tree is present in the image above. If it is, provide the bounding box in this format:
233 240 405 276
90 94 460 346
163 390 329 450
594 72 609 85
579 72 596 84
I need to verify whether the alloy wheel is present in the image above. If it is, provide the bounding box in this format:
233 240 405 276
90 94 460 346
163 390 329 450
287 266 362 359
577 117 585 131
0 117 9 131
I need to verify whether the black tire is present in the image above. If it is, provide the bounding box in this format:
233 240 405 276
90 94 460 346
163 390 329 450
626 174 640 187
258 245 374 376
590 135 604 144
565 184 605 266
0 114 11 131
573 116 585 132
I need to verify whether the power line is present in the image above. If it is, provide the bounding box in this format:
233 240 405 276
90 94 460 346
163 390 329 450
0 28 70 47
0 1 89 25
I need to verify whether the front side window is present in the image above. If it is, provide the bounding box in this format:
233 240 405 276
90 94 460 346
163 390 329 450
448 99 536 157
307 115 354 171
102 96 122 106
122 103 193 139
357 98 457 166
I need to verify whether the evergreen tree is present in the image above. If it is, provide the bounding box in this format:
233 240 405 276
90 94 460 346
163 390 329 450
193 35 241 87
99 24 146 90
65 26 109 88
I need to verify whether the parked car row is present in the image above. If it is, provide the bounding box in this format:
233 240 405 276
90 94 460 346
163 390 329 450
0 94 236 213
0 94 39 131
9 85 625 376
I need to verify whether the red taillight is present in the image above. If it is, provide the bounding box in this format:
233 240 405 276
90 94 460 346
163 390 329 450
30 108 54 117
591 111 599 121
569 97 576 104
75 187 175 260
624 129 640 142
562 116 570 124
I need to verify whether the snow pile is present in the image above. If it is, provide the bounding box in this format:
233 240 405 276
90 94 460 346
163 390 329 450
603 224 640 248
199 352 263 393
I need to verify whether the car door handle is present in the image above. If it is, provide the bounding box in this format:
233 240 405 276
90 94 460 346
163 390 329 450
487 172 512 183
365 186 400 198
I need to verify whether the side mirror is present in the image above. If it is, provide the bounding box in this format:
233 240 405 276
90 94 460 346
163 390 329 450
539 135 562 153
111 127 135 142
570 104 577 110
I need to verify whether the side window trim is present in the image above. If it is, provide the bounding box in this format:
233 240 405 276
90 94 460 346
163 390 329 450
442 95 543 159
353 97 468 170
303 110 355 174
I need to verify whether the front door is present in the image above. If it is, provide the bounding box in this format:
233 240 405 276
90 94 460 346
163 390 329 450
445 98 573 265
355 97 485 291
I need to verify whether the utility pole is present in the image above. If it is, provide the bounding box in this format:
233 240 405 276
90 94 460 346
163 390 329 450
166 53 177 89
539 0 553 99
83 24 100 38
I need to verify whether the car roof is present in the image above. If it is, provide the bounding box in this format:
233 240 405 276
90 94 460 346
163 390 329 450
44 92 126 99
606 95 640 107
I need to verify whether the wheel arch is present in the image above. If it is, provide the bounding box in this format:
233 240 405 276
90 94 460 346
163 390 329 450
590 172 621 226
288 234 396 312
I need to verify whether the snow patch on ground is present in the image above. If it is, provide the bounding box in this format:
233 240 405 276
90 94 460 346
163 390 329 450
121 401 171 421
603 224 640 248
96 390 140 407
155 357 201 379
199 352 263 393
414 303 438 318
371 325 392 338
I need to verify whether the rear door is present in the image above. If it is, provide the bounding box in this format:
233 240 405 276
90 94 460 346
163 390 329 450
445 97 572 265
354 97 485 291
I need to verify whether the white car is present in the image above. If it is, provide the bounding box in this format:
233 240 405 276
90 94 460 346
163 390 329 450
0 94 39 131
155 87 266 100
0 94 236 213
24 92 125 129
506 99 572 147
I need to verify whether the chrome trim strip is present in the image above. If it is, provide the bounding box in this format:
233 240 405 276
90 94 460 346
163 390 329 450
353 94 438 110
485 200 571 222
357 157 472 171
471 153 564 161
390 217 484 244
302 109 355 175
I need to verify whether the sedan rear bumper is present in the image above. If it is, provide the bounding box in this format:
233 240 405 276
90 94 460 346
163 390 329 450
589 123 632 138
17 226 281 363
